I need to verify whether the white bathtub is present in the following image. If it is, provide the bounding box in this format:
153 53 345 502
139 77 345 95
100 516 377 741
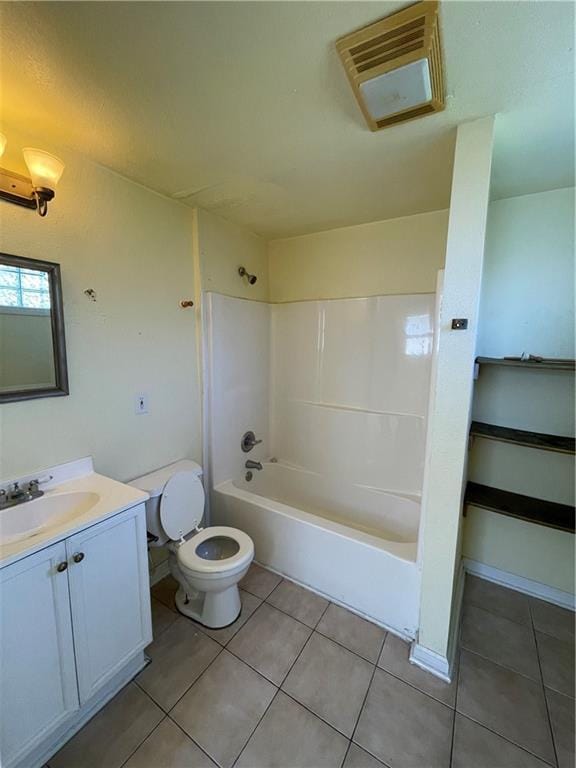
211 462 421 637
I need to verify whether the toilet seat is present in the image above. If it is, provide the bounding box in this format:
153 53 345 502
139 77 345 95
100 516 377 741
177 526 254 576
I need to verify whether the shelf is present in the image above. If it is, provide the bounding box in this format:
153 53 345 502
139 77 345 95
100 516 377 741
475 357 575 371
465 482 575 533
470 421 575 455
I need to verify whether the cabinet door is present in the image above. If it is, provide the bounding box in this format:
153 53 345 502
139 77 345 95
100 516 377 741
66 504 152 703
0 542 79 768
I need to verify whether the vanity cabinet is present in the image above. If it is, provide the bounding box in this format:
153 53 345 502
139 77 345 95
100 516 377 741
0 541 79 767
66 509 152 702
0 504 152 768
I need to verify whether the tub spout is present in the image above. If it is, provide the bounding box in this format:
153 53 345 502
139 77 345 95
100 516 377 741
245 460 263 471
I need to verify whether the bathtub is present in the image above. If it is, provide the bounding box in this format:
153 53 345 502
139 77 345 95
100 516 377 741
211 462 421 637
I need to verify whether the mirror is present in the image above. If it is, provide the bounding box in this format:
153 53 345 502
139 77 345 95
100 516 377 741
0 252 69 402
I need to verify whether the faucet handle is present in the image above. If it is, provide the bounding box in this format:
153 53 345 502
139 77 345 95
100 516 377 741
26 475 53 493
241 431 263 452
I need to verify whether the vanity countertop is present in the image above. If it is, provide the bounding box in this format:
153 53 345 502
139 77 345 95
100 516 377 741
0 458 149 569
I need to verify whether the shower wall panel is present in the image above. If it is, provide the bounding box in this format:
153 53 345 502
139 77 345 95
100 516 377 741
205 293 271 486
270 295 435 496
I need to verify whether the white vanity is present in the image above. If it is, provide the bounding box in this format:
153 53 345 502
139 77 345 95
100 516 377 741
0 458 152 768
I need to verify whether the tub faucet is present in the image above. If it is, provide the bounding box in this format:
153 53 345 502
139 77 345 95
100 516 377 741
245 460 262 471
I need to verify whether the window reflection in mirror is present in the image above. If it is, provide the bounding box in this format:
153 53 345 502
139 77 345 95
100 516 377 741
0 254 68 402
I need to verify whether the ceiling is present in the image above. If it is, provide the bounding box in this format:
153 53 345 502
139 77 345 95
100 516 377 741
1 1 574 239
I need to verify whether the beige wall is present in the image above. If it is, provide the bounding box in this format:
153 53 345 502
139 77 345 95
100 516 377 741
0 128 201 483
268 209 448 303
197 208 268 301
0 310 54 389
464 187 575 595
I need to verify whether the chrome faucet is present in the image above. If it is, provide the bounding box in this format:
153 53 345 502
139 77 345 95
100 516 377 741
0 475 53 510
241 431 263 453
245 460 263 471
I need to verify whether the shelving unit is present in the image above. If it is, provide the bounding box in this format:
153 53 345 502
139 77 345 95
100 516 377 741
465 482 575 533
470 421 575 455
466 356 575 534
476 357 575 371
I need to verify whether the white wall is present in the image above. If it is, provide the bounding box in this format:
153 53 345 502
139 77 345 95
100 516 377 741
205 293 270 487
268 209 448 303
270 295 435 497
477 188 575 358
464 187 575 595
0 127 201 483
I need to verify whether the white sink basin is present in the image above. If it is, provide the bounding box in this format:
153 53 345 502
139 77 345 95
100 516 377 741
0 491 100 545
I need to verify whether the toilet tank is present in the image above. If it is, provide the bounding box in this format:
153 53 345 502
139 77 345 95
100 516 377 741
129 459 203 546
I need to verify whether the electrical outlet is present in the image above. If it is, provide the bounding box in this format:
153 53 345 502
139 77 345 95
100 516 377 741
135 393 148 415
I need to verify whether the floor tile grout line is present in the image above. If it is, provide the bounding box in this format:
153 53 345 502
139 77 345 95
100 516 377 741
159 580 388 670
278 688 357 742
165 645 229 715
448 644 462 767
348 649 379 747
373 664 455 712
117 714 168 768
456 656 559 766
455 644 559 767
221 628 366 742
459 645 550 687
315 621 386 664
454 711 558 768
166 713 227 768
458 639 542 685
464 596 532 629
231 688 283 768
528 602 561 768
277 623 316 687
263 588 330 631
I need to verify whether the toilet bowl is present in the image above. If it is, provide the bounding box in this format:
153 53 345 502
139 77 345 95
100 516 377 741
130 460 254 628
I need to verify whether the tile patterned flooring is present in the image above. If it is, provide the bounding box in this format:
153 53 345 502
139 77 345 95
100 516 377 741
49 565 575 768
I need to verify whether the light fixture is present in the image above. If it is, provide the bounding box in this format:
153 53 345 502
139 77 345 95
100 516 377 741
0 139 65 217
336 0 445 131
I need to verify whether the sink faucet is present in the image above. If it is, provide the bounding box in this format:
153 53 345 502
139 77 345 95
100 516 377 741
245 460 263 471
0 475 53 510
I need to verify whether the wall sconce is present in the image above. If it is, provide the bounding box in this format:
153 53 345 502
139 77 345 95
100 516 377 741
0 134 65 217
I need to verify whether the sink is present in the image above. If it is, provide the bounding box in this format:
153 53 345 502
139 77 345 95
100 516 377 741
0 491 100 546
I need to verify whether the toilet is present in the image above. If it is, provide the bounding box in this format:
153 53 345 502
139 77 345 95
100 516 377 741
130 460 254 628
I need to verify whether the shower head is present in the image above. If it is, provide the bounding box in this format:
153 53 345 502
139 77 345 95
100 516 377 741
238 266 257 285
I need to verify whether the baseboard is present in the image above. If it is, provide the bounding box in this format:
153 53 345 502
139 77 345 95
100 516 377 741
409 643 451 683
463 558 575 611
409 561 464 684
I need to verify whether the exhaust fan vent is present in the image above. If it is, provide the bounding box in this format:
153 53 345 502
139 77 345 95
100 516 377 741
336 1 445 131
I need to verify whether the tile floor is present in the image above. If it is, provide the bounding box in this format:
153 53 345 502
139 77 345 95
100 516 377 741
49 565 575 768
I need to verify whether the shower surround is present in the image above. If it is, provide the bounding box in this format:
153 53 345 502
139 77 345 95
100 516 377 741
205 292 436 636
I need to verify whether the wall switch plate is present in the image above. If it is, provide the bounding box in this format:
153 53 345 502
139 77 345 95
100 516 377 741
135 394 148 415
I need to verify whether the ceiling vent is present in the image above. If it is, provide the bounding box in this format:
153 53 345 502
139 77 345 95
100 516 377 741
336 1 445 131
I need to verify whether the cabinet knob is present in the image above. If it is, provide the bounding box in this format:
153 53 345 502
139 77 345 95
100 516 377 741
73 552 85 564
56 561 68 572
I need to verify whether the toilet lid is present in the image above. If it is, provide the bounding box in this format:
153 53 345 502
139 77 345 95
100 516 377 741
159 471 205 540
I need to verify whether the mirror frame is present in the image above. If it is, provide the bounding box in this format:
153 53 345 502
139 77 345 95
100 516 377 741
0 252 69 403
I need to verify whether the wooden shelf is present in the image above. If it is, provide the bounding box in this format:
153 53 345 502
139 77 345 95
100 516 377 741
465 482 575 533
475 357 575 371
470 421 575 455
